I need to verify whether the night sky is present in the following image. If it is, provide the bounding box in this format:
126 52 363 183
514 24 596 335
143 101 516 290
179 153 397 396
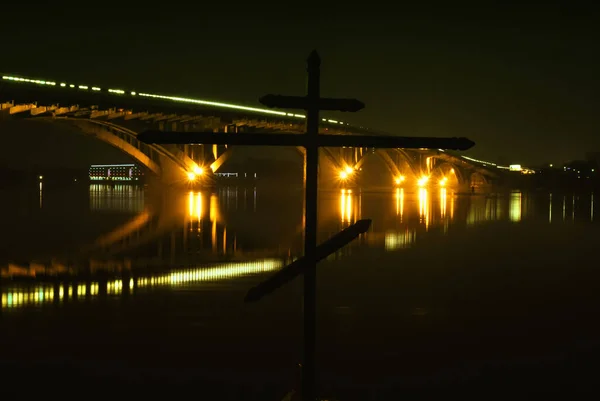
1 2 598 167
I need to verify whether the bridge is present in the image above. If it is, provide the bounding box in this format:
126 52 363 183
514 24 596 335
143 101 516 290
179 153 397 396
0 73 505 190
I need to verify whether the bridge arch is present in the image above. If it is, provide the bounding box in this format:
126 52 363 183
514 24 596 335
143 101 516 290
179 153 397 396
429 153 498 189
430 161 465 187
469 171 489 189
374 148 420 181
37 117 198 184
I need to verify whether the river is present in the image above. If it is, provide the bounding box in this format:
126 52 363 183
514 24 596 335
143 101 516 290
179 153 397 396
0 182 598 399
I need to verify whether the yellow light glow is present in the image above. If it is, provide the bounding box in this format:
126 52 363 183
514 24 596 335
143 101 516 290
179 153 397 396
417 176 429 187
439 177 448 187
340 190 354 223
385 230 415 251
345 166 353 174
188 191 203 221
395 187 404 218
2 260 286 309
339 171 348 180
510 191 522 222
419 187 429 228
188 192 195 217
196 192 202 221
192 165 204 175
187 172 196 181
395 175 405 185
440 187 447 218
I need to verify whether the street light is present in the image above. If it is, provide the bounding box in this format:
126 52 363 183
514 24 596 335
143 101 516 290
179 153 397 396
395 175 405 185
417 176 429 187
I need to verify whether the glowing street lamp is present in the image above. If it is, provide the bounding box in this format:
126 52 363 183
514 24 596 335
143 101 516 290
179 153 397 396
192 165 204 175
187 172 197 181
417 176 429 187
339 171 348 180
344 166 353 174
395 175 405 185
439 177 448 187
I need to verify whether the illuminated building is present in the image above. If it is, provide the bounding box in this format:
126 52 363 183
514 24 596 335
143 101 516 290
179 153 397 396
89 164 144 182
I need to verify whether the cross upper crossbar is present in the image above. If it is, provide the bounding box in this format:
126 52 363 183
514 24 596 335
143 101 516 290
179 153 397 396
137 131 475 150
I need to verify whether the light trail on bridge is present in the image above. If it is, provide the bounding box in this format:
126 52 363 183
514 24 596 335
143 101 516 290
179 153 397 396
1 74 359 128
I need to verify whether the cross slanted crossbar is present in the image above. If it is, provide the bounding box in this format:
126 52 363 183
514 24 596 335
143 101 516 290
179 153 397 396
138 50 475 401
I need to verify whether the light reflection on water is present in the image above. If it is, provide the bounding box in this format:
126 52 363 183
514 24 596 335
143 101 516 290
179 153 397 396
2 181 600 401
1 184 598 309
1 258 284 310
89 184 145 212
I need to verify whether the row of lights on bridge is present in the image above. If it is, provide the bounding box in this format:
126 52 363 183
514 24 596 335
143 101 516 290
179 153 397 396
338 167 450 188
410 176 448 187
396 175 449 187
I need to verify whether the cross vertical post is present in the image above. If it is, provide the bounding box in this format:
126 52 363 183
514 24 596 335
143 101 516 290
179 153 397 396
303 50 321 401
137 51 476 401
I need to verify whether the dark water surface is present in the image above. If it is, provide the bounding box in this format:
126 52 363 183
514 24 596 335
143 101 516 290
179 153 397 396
1 183 599 399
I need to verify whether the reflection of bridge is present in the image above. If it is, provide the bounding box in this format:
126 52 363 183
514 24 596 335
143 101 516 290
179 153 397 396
67 186 536 267
2 183 539 279
1 74 502 189
32 186 300 275
2 189 593 311
320 187 532 258
0 185 293 278
3 182 588 288
0 186 488 306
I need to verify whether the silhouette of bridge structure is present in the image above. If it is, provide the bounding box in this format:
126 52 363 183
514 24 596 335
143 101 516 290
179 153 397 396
0 73 504 190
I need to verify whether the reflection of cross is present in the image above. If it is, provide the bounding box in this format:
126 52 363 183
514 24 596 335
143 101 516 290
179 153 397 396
139 51 474 401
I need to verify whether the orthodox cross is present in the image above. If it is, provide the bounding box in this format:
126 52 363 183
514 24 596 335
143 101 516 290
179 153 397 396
138 50 474 401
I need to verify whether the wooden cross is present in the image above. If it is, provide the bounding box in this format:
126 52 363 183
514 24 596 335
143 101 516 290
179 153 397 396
138 50 474 401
